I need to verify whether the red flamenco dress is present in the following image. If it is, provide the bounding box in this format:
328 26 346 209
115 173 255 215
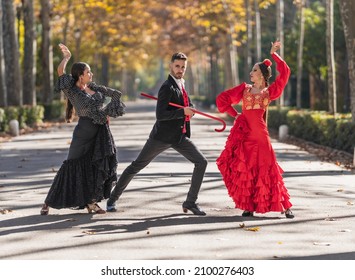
216 53 292 214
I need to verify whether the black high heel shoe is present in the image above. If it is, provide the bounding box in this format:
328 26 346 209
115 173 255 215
40 204 49 215
242 210 254 217
284 209 294 219
86 203 106 214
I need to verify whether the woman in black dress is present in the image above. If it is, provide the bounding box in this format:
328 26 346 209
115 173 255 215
40 43 125 215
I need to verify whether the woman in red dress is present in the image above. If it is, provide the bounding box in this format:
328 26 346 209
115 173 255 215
216 41 294 218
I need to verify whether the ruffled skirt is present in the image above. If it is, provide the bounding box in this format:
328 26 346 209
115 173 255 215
216 114 292 213
44 118 117 209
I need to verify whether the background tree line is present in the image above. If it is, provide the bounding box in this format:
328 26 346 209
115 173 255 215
0 0 354 122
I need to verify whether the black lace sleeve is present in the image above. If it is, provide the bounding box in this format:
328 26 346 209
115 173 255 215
88 82 126 118
54 74 75 93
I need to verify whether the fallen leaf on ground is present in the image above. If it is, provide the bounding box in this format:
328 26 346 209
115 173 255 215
337 189 344 192
82 230 96 235
0 209 12 214
339 229 352 232
244 227 260 232
347 201 354 205
313 242 331 246
239 223 245 228
324 217 337 221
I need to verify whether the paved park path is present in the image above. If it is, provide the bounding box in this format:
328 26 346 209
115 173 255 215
1 99 355 261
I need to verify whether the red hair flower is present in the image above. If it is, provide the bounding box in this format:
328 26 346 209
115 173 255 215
263 59 272 67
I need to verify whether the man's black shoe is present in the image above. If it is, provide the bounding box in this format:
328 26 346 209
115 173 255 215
106 201 117 212
182 202 206 216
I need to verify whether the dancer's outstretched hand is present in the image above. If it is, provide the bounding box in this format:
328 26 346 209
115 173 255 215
270 40 281 55
59 43 71 59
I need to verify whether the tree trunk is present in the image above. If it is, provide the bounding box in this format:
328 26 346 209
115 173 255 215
221 0 239 88
61 0 72 45
186 63 194 96
224 40 234 89
228 38 239 86
23 0 37 106
2 0 22 106
276 0 285 106
309 73 324 110
209 43 219 103
338 0 355 122
40 0 53 104
254 0 261 62
326 0 337 114
101 54 109 87
244 0 252 82
296 1 305 109
0 0 7 107
338 55 350 112
196 51 208 97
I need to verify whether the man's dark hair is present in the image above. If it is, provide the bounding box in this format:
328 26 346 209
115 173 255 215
171 52 187 62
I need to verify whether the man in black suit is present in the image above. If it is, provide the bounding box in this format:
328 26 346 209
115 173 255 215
107 52 208 215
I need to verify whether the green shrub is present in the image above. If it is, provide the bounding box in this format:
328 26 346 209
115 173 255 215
315 114 337 147
0 105 45 132
286 110 307 139
263 107 353 154
268 107 289 129
43 100 66 121
18 106 29 128
335 120 355 153
27 105 45 126
17 105 44 128
5 106 20 122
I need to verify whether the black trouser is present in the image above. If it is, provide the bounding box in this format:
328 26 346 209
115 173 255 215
108 136 208 205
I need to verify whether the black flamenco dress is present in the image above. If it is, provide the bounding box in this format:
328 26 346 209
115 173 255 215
43 74 125 209
216 53 293 214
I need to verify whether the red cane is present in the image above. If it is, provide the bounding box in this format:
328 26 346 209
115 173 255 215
140 92 226 132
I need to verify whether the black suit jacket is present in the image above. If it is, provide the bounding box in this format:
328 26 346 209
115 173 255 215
149 75 194 144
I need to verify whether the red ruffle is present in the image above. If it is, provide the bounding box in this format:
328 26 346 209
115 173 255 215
217 115 292 213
